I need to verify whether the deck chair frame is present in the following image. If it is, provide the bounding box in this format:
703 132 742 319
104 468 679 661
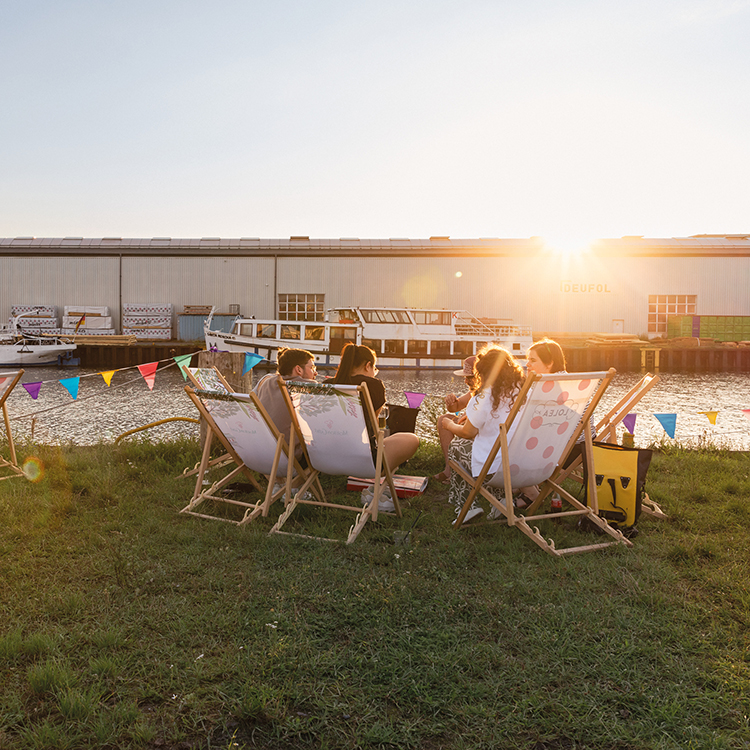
180 366 237 482
0 370 25 481
270 380 402 544
183 385 323 525
451 368 634 557
528 372 666 519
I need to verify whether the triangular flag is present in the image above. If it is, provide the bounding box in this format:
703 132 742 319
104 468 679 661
654 413 677 439
174 354 194 380
742 409 750 421
404 391 426 409
137 362 159 391
100 370 116 386
60 377 80 400
698 411 718 425
242 352 264 376
23 382 42 400
622 413 637 434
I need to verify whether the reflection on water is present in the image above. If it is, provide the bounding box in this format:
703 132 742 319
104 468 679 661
4 366 750 450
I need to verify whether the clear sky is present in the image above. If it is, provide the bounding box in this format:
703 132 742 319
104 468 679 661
1 0 748 245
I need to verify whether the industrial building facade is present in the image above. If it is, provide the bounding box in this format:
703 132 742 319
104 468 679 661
1 235 749 338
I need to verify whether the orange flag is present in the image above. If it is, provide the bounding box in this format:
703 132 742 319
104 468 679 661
137 362 158 391
698 411 718 425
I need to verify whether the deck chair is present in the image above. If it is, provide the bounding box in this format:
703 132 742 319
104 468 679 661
0 370 25 481
536 372 666 519
270 380 402 544
450 368 634 557
182 386 323 525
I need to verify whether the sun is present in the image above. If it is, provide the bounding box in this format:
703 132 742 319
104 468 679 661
541 234 594 257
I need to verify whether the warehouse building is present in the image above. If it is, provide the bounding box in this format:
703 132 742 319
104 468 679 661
1 234 749 339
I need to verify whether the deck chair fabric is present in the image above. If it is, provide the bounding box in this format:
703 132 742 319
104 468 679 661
544 372 666 519
270 380 401 544
182 387 322 526
184 366 233 394
0 370 25 480
450 368 633 557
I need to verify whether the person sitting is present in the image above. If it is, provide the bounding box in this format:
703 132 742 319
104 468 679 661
253 347 318 453
327 343 420 474
526 337 566 376
443 345 525 524
433 356 477 484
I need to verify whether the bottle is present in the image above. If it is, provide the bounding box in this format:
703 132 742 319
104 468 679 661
549 493 563 522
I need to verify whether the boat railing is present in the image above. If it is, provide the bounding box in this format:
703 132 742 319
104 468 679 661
453 312 532 338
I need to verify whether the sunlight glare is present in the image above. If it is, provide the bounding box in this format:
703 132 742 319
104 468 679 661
542 234 594 257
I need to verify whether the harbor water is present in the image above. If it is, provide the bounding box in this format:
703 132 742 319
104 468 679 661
4 365 750 451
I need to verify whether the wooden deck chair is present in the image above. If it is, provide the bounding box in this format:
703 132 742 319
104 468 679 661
181 366 236 482
536 372 666 519
182 386 323 525
450 368 634 557
0 370 25 481
270 381 402 544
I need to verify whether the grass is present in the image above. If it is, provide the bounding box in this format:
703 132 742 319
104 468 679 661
0 436 749 749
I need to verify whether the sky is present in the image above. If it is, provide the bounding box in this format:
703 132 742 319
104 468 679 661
1 0 749 246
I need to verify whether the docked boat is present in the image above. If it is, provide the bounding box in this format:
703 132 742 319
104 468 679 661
0 313 78 366
204 306 533 369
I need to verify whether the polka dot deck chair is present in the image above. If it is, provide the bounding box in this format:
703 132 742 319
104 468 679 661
450 368 634 557
0 370 25 481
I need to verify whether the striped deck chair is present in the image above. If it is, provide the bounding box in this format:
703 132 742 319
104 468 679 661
450 368 633 557
530 372 666 519
0 370 25 481
182 386 323 525
270 381 401 544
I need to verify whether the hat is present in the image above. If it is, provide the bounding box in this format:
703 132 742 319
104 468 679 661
453 356 477 377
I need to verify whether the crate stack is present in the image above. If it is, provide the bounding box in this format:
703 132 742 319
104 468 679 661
10 305 60 333
61 306 117 335
122 303 173 340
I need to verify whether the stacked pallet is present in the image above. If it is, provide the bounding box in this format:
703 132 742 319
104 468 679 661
61 306 117 335
122 303 173 340
10 305 60 333
183 305 214 315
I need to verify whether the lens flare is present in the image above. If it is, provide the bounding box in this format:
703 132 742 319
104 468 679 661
22 456 44 483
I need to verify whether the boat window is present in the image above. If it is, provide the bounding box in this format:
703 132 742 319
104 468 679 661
414 311 451 325
239 323 255 336
362 338 382 353
278 293 324 322
431 340 451 355
280 325 301 340
361 310 411 324
407 340 428 354
383 340 402 354
257 324 277 338
454 341 473 356
330 326 357 353
304 326 325 341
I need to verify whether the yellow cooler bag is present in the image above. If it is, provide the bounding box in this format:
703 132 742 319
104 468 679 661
588 442 653 530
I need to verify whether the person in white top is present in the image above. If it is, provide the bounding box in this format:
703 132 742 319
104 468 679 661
443 345 525 524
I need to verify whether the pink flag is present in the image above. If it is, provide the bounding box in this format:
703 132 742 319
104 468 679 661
138 362 159 391
622 413 637 434
404 391 426 409
23 382 42 400
743 409 750 420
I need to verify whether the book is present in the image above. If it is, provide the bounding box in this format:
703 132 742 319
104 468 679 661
346 474 428 498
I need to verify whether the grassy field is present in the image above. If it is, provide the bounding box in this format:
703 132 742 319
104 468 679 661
0 437 749 749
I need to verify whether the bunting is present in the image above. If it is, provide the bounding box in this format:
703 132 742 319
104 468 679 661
174 354 194 380
404 391 426 409
654 413 677 439
60 377 80 400
622 413 637 434
22 382 42 400
100 370 116 386
698 411 718 425
242 352 264 376
137 362 159 391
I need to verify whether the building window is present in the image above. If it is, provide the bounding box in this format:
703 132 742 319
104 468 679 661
648 294 696 334
278 294 324 321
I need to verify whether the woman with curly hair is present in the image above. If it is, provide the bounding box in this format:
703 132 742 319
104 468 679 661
443 345 525 524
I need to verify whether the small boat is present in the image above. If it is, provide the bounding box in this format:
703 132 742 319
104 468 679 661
0 313 78 366
204 306 533 369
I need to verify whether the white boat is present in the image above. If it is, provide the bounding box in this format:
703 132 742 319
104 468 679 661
204 306 533 369
0 313 78 366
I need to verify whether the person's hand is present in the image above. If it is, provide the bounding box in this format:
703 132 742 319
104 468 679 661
444 393 459 411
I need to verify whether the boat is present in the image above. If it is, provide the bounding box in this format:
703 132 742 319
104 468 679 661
0 312 78 366
204 306 533 369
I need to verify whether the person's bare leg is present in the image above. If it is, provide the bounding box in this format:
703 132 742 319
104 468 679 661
383 432 420 472
434 413 456 482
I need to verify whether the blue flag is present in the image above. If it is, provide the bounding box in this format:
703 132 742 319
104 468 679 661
654 413 676 439
242 353 264 376
60 377 80 400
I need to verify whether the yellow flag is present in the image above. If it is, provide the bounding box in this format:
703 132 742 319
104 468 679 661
100 370 116 387
698 411 718 425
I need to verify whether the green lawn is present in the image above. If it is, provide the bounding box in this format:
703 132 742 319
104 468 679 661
0 438 749 749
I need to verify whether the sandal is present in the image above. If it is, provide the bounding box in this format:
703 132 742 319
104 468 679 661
432 471 451 484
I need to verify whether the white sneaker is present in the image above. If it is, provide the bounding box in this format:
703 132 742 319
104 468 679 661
488 504 503 520
452 504 484 526
375 496 395 513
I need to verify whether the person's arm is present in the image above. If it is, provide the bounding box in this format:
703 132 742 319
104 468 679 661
444 416 478 440
445 390 471 412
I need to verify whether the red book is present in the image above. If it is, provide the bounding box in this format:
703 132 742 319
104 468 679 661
346 475 428 499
